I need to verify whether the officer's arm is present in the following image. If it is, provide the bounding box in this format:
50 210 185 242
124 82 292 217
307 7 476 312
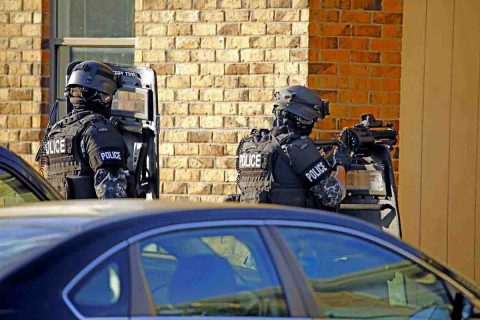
81 125 128 199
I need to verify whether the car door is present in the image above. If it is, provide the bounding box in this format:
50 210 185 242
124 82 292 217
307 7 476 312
268 221 480 320
126 221 312 319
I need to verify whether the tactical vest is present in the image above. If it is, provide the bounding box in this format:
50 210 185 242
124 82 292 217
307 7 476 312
43 112 102 197
236 130 288 203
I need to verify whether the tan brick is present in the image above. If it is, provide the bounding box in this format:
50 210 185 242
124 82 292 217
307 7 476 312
265 49 290 61
175 89 200 101
21 75 39 87
142 51 166 62
176 169 200 181
243 0 267 8
0 14 8 24
193 0 217 9
9 88 32 100
224 89 249 101
201 169 225 182
268 0 292 8
216 75 239 88
160 168 175 181
151 11 175 23
151 37 175 49
0 24 21 36
201 36 225 49
158 89 175 101
200 63 224 75
199 144 225 156
176 10 200 22
191 50 215 62
226 37 250 49
251 9 275 22
9 142 31 154
291 49 308 61
274 62 300 74
176 37 200 49
19 129 41 141
216 50 240 62
249 89 273 102
0 115 7 128
249 36 275 49
218 23 240 36
264 74 288 87
0 89 9 100
275 9 300 21
191 75 215 88
212 132 238 143
10 12 32 24
225 63 249 75
166 156 189 169
0 103 21 113
189 103 213 115
189 131 212 143
192 23 217 36
200 116 223 128
176 63 199 75
276 35 300 47
189 157 214 168
163 182 188 194
175 143 200 155
32 12 42 24
152 63 175 75
166 51 191 62
164 103 189 115
214 102 238 115
201 89 224 102
164 130 189 142
292 0 308 8
241 23 266 35
292 21 308 34
143 0 166 9
201 10 225 22
0 76 20 88
240 49 264 62
224 116 248 127
267 23 291 35
176 116 200 129
159 143 174 155
215 157 237 169
225 144 238 156
31 114 47 128
219 0 242 8
167 0 192 9
225 169 238 182
8 115 31 128
239 75 263 87
143 24 167 36
225 10 250 21
0 0 22 11
249 116 272 128
239 102 264 115
189 183 212 195
167 24 192 36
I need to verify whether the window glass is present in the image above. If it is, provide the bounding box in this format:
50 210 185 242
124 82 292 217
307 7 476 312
57 0 134 38
69 249 129 317
278 227 453 319
0 168 40 207
136 227 288 317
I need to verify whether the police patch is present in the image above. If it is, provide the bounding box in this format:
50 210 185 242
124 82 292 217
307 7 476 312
45 138 67 155
100 151 122 161
303 158 330 184
239 153 263 169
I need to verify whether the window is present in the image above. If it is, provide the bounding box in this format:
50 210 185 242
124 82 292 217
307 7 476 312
68 248 129 317
278 227 454 319
51 0 135 116
134 227 288 317
0 168 40 207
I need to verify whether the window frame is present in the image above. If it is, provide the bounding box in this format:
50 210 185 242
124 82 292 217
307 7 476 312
49 0 135 114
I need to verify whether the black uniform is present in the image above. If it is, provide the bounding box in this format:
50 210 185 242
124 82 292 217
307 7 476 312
236 129 344 209
44 109 128 199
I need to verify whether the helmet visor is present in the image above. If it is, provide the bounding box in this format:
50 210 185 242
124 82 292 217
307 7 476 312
68 86 112 104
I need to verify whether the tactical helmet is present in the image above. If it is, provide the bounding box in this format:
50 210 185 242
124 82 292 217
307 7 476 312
66 61 118 97
273 85 330 121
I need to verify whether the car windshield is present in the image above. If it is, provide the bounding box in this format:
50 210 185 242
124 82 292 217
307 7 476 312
0 217 94 274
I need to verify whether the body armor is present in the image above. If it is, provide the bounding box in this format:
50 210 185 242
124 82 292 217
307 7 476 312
44 111 122 198
236 130 334 208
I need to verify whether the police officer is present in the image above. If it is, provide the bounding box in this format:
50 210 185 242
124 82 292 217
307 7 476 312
235 85 349 210
41 61 128 199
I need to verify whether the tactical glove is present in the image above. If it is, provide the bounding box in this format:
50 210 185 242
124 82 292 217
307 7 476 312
333 145 351 170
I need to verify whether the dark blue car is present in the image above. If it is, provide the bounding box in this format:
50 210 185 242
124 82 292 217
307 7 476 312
0 201 478 319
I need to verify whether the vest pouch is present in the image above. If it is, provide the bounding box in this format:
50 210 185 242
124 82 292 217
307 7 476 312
269 187 306 207
65 175 96 199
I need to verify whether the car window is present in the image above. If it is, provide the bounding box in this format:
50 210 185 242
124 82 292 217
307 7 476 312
0 167 40 207
278 227 453 319
68 248 129 317
135 227 288 317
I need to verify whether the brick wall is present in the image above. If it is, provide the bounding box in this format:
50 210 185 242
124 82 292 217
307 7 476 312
135 0 310 201
308 0 402 143
0 0 50 167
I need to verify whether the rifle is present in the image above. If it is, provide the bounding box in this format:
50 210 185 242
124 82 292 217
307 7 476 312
35 101 59 175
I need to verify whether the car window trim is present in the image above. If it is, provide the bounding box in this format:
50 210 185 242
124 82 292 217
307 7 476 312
266 220 480 307
0 163 46 201
258 225 310 317
62 240 130 320
263 225 322 318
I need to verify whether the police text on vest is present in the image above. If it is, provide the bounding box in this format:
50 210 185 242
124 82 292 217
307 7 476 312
100 151 122 161
46 139 66 154
239 153 262 169
305 162 328 182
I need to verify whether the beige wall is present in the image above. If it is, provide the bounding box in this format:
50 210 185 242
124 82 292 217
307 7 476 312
400 0 480 284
